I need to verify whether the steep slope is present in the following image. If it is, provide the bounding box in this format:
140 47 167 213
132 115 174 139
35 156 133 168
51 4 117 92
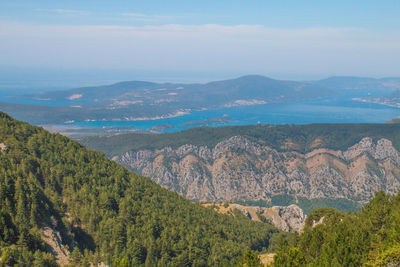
0 111 278 266
81 124 400 208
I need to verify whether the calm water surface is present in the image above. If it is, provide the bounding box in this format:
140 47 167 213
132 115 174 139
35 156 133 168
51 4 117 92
1 88 399 132
70 97 400 132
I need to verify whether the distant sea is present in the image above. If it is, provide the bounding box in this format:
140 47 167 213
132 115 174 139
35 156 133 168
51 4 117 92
1 87 399 133
61 89 400 133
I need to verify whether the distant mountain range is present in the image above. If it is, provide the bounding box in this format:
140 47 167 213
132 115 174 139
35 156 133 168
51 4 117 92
34 75 331 103
1 75 399 125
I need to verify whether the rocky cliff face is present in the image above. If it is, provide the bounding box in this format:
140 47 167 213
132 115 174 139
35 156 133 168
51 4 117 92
115 136 400 203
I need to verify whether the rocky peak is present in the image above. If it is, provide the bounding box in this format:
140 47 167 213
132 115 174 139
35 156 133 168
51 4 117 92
176 144 199 157
269 205 306 232
213 136 261 158
343 137 400 163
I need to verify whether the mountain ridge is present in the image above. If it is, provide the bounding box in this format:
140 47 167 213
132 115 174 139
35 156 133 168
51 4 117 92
114 135 400 204
81 123 400 209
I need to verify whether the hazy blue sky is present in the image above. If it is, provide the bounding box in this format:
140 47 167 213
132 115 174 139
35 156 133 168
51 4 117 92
0 0 399 80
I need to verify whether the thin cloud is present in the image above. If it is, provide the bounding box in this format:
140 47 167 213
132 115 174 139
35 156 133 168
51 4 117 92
121 13 147 17
35 8 90 16
121 12 174 22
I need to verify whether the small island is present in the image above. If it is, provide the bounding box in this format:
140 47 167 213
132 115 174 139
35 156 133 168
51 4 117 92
182 115 231 126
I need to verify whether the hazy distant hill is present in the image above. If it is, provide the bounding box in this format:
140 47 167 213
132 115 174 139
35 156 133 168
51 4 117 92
315 76 400 90
33 75 333 104
1 75 336 124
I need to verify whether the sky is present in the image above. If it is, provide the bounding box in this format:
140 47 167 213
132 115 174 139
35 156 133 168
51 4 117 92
0 0 399 82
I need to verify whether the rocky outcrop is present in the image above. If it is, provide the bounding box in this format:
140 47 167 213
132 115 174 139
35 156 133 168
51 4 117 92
263 205 306 232
116 136 400 203
41 226 70 266
311 216 325 228
0 142 7 152
203 203 306 232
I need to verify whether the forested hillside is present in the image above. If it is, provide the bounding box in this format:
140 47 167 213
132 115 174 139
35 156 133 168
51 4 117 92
0 111 278 266
81 123 400 157
273 191 400 266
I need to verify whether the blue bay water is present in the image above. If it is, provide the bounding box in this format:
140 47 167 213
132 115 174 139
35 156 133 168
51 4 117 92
70 97 400 133
1 88 400 132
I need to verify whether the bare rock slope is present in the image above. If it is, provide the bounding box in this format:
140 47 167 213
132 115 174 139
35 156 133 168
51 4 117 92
116 136 400 203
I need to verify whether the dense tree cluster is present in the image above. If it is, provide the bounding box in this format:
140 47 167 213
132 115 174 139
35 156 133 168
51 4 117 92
0 112 278 266
234 249 263 267
273 191 400 266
